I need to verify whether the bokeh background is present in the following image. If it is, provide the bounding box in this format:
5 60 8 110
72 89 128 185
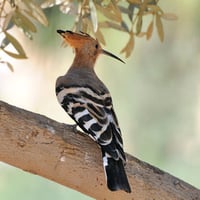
1 1 200 199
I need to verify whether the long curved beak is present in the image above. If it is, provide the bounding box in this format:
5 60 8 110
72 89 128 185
102 49 125 64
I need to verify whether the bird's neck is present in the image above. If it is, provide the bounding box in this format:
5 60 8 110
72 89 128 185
71 51 97 69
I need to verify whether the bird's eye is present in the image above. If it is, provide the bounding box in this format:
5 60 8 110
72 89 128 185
95 44 99 49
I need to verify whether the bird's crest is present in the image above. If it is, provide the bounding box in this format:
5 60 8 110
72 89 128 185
57 30 125 64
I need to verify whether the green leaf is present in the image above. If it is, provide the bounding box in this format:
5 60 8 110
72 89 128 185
137 32 146 38
147 5 163 13
146 20 153 40
127 4 135 21
2 49 27 59
5 62 14 72
0 61 14 72
136 14 143 35
23 0 48 26
121 21 129 32
120 32 134 58
2 12 14 30
0 36 10 49
156 13 164 42
60 1 76 15
110 1 122 22
96 3 122 22
89 0 98 32
95 28 106 45
40 0 56 9
13 9 37 33
3 31 27 59
118 6 129 15
99 21 127 32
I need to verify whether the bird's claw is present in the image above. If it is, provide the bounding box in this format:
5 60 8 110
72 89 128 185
70 124 87 137
71 124 78 134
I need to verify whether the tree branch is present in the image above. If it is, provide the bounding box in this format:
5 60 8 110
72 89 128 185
0 100 199 199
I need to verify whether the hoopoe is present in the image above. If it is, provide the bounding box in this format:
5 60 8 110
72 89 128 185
56 30 131 193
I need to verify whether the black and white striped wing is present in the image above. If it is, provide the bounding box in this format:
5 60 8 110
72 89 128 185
56 85 125 162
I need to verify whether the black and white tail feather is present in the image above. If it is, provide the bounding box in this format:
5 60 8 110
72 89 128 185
56 84 131 193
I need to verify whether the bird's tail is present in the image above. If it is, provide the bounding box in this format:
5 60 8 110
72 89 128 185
102 150 131 193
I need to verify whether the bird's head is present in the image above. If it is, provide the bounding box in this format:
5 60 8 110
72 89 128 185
57 30 124 65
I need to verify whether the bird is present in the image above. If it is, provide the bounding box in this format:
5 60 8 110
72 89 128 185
56 29 131 193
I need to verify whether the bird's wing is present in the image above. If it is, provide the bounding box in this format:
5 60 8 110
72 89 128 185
56 85 125 161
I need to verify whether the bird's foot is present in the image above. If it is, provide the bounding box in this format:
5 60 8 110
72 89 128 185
70 124 79 134
70 124 87 137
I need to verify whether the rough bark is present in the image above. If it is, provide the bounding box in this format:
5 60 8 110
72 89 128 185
0 100 200 200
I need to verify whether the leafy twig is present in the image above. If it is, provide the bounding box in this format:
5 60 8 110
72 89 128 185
0 0 177 72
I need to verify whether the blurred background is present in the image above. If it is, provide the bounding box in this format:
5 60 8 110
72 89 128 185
0 1 200 199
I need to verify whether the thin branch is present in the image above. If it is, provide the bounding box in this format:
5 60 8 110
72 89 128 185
0 100 200 200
